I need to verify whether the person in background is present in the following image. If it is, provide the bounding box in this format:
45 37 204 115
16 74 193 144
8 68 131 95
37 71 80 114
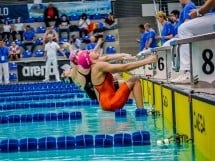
70 34 82 50
0 40 9 84
21 25 37 53
144 23 157 49
162 0 196 47
58 14 70 40
104 12 117 30
43 35 66 82
9 41 21 61
170 0 201 83
44 3 59 27
136 23 157 57
43 26 59 44
78 13 91 38
156 11 174 45
136 24 148 51
11 17 24 41
2 21 11 41
168 10 180 37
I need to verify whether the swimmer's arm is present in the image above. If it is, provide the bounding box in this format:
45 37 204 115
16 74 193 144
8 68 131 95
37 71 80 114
99 53 131 62
97 55 156 73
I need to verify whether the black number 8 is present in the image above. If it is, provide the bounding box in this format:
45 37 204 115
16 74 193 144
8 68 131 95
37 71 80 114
202 49 214 75
158 57 164 71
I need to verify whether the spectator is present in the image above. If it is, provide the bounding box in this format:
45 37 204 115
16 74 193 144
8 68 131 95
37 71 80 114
43 35 66 82
21 25 36 53
104 12 117 30
171 0 200 84
156 11 174 45
144 23 157 49
0 40 9 84
137 24 148 51
9 41 21 61
136 23 157 57
44 3 59 27
168 10 180 37
43 26 59 44
58 14 70 40
78 13 91 38
171 0 214 83
11 17 24 41
163 0 196 46
71 34 82 50
86 34 104 55
2 21 11 41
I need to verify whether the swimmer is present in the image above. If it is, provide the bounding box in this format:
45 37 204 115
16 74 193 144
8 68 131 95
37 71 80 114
89 50 157 111
61 40 135 100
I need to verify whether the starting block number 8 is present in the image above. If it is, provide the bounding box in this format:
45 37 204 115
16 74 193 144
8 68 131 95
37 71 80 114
202 49 214 75
192 40 215 85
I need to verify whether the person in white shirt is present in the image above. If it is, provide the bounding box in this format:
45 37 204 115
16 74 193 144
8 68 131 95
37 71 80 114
2 21 11 41
78 13 90 38
11 17 24 41
44 35 66 82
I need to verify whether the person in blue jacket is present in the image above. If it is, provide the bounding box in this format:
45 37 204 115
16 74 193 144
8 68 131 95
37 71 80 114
137 24 148 51
156 11 175 45
0 40 9 84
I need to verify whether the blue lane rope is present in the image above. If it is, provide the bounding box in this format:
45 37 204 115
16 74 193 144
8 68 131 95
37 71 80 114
0 112 82 124
0 99 133 111
0 131 150 153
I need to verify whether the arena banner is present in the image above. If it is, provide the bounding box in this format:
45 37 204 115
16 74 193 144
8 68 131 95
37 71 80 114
17 60 70 82
0 4 29 20
28 0 111 18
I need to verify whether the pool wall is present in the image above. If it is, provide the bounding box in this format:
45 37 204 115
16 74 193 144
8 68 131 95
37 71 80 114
123 72 215 161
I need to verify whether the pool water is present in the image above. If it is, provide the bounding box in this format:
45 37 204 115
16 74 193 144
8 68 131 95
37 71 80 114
0 83 205 161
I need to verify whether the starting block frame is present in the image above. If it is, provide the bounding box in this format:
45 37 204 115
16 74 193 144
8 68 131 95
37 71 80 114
173 32 215 88
151 46 179 82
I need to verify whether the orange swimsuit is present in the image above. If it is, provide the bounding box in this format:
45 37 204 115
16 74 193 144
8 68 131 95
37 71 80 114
94 73 130 111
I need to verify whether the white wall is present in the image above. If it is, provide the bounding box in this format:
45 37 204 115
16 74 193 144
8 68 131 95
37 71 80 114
168 3 182 13
142 4 159 17
34 0 42 4
142 3 182 17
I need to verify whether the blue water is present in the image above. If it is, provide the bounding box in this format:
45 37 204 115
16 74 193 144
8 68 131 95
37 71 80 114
0 103 195 161
0 83 199 161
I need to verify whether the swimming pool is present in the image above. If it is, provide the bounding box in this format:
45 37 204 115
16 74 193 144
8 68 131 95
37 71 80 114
0 82 205 161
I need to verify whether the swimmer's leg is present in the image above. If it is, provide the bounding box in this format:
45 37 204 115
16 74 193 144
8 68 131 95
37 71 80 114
118 80 134 99
125 77 143 108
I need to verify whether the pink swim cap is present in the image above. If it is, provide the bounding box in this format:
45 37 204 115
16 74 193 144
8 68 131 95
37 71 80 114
69 53 78 65
77 50 92 69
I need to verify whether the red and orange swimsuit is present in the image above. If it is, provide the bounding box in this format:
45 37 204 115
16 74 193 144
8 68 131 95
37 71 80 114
94 73 130 111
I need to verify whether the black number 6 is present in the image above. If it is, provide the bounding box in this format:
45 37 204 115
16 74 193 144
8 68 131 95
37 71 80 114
158 57 164 71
